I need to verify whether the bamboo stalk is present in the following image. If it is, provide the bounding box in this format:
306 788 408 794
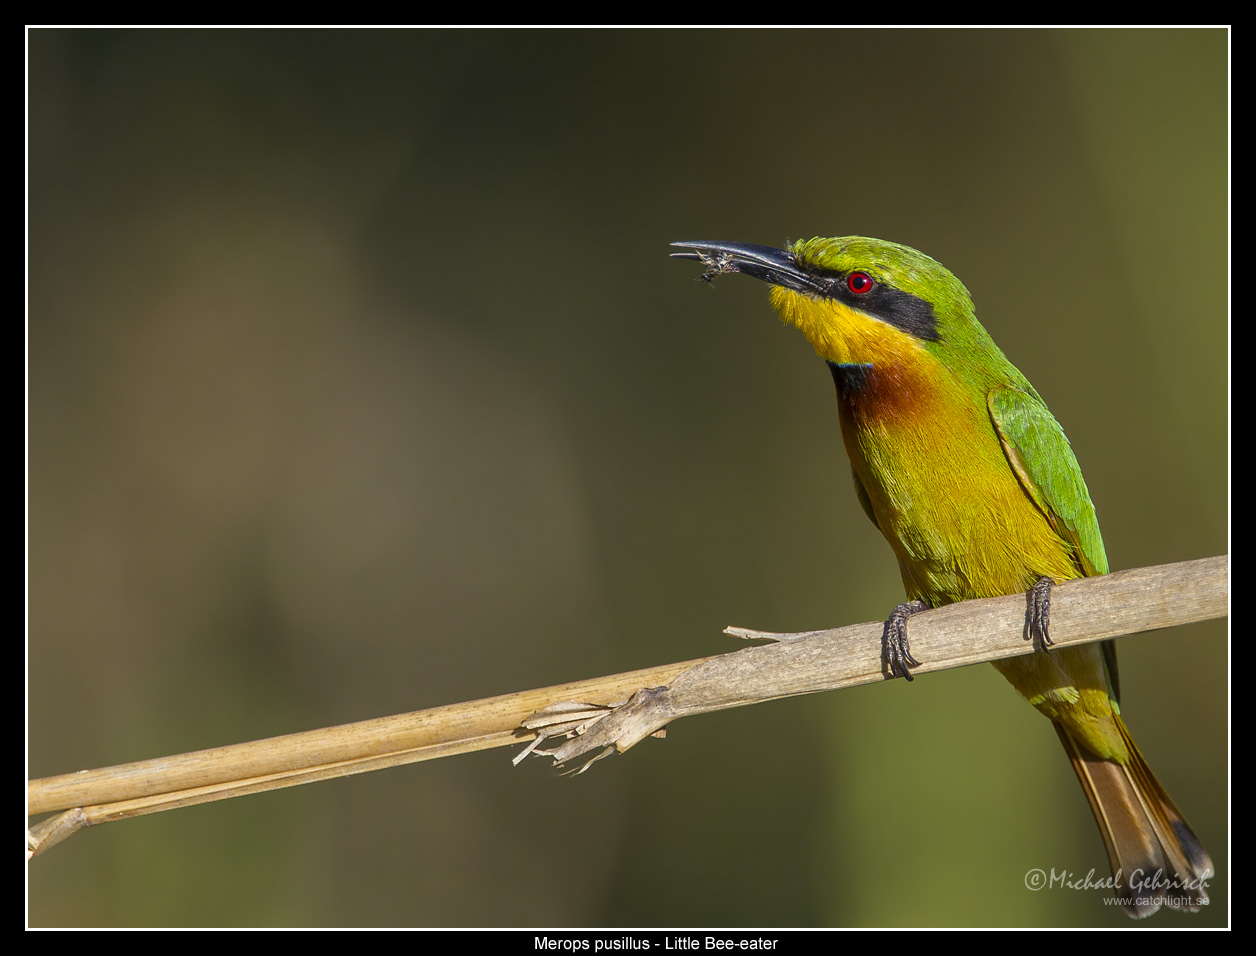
27 554 1227 858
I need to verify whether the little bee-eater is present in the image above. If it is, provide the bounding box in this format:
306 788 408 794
672 237 1212 918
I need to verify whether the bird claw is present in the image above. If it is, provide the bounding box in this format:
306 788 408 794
1027 576 1054 651
883 599 927 681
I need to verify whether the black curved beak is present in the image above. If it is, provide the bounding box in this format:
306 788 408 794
670 240 821 295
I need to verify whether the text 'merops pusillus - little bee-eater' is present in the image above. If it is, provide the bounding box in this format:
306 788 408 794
671 237 1212 918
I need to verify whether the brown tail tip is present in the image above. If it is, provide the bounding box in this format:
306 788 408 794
1056 718 1213 918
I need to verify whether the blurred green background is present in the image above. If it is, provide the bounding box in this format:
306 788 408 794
27 29 1227 927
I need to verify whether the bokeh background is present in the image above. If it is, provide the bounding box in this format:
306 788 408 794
28 29 1228 927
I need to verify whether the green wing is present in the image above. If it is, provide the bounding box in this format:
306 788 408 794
987 387 1109 578
988 386 1117 702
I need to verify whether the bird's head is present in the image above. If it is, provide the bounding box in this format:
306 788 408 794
671 237 983 368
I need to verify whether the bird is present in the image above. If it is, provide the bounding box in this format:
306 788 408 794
671 236 1212 918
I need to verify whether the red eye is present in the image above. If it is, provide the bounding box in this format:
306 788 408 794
847 272 874 294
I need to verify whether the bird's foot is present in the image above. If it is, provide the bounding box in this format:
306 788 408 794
883 599 927 681
1027 576 1054 651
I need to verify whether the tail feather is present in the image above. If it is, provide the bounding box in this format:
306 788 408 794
1055 716 1212 918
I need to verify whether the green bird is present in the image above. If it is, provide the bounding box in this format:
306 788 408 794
672 236 1212 918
